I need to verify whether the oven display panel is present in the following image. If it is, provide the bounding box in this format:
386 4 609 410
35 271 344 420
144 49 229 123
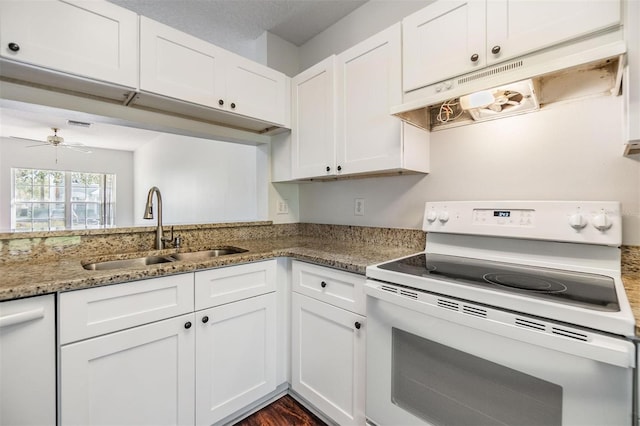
474 208 535 226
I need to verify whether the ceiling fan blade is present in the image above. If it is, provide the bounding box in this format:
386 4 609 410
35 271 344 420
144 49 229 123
10 136 46 143
25 143 52 148
64 144 92 154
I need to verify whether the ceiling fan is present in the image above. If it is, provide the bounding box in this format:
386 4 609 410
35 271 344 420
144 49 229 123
12 127 93 153
11 128 92 162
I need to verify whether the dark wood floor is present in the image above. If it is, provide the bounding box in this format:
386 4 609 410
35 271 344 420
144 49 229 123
234 395 327 426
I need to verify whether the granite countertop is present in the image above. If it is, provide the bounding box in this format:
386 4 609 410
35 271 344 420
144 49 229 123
0 236 418 301
622 274 640 337
4 234 640 338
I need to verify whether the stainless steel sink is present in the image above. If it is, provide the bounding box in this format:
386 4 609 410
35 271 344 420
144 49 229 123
82 247 247 270
170 247 247 261
82 255 175 271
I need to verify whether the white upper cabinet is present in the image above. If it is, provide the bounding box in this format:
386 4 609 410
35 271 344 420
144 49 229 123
287 24 429 181
140 17 227 111
336 23 428 176
403 0 621 92
0 0 138 88
140 17 290 127
485 0 620 66
291 56 337 179
403 1 486 92
226 54 291 128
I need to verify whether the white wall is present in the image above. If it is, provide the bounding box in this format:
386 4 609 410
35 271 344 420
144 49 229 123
290 0 640 245
0 137 134 230
256 31 300 77
133 133 266 225
298 95 640 244
298 0 433 71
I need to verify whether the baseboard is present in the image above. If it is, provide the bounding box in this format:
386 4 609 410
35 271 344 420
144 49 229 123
287 389 338 426
219 383 289 426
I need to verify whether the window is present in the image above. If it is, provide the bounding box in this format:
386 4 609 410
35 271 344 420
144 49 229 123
12 168 116 231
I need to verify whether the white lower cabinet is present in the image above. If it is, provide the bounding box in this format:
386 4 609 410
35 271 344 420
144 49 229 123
60 260 279 426
291 261 366 425
61 313 196 426
196 293 277 425
0 294 56 426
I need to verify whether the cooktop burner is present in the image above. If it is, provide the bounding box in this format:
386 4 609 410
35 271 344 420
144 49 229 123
482 273 568 293
377 253 619 312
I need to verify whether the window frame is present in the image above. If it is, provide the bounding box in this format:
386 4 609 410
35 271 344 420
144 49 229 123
11 167 116 231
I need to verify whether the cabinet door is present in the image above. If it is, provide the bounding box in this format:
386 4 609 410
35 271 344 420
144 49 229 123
140 16 227 109
0 0 138 88
403 1 485 91
336 23 403 175
196 293 277 425
292 56 337 179
0 295 56 426
291 293 365 426
61 313 195 426
486 0 621 66
226 54 291 127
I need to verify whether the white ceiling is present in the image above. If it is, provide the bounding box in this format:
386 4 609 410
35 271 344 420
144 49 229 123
108 0 368 56
0 106 163 152
1 0 368 151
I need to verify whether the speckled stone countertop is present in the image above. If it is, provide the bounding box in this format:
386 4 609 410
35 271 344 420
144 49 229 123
0 235 418 301
622 275 640 337
4 222 640 339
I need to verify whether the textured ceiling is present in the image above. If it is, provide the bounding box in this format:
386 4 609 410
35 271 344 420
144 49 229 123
108 0 368 58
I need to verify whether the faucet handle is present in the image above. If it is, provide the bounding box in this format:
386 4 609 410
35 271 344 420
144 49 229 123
173 236 182 249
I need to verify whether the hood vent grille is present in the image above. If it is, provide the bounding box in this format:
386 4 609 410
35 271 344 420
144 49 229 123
458 60 524 86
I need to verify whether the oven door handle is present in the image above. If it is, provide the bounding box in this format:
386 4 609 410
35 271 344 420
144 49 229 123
365 281 635 369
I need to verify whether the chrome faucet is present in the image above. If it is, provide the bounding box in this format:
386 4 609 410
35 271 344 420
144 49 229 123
143 186 176 250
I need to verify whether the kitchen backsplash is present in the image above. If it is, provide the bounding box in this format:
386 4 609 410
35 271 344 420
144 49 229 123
622 245 640 274
1 222 635 273
0 222 425 266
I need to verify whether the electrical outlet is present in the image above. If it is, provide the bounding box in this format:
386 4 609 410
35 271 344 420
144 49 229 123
354 198 365 216
277 199 289 215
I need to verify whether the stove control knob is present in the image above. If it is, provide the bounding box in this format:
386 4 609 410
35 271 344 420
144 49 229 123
426 211 438 223
568 213 587 230
438 211 450 223
592 213 612 231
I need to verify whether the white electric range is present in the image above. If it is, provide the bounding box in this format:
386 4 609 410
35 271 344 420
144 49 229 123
365 201 635 426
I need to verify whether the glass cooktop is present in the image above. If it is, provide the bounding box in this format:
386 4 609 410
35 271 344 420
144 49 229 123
377 253 620 312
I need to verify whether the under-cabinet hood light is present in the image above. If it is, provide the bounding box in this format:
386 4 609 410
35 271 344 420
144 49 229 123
393 37 626 131
459 79 540 122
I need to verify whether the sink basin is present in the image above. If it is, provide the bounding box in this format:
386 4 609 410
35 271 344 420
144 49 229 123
170 247 247 261
82 255 175 271
82 247 247 270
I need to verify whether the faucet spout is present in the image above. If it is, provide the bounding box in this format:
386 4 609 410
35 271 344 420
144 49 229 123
143 186 166 250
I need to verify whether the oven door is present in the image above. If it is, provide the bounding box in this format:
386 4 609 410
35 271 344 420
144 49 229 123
365 281 635 426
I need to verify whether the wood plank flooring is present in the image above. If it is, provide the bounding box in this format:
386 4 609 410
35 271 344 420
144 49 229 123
234 395 327 426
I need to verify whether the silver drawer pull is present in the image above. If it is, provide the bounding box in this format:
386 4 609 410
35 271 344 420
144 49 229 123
0 307 45 328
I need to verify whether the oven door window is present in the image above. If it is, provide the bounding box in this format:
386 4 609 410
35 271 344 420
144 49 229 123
392 328 562 426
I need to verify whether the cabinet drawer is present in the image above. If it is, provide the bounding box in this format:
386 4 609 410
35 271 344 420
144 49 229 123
292 260 365 315
60 274 194 344
194 260 276 310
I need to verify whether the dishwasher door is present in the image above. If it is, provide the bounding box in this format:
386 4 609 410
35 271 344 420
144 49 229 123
0 294 56 426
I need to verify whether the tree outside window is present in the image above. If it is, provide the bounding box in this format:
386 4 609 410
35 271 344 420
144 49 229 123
12 168 115 231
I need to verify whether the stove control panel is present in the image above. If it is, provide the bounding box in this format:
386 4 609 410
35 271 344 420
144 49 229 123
423 201 621 246
471 208 535 227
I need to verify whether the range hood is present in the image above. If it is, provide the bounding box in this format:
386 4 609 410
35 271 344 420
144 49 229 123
393 35 626 131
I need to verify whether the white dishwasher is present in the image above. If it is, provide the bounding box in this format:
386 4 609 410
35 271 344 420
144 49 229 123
0 294 56 426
